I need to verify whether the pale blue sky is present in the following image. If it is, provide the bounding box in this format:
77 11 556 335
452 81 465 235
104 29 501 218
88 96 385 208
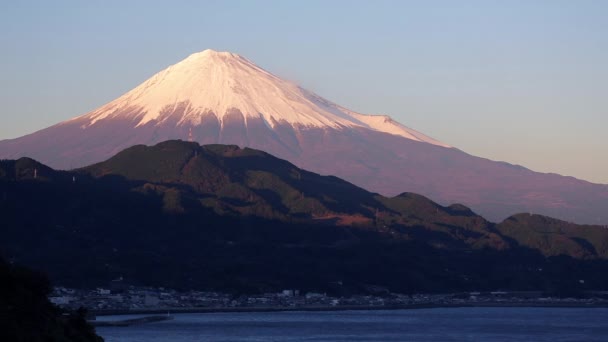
1 0 606 183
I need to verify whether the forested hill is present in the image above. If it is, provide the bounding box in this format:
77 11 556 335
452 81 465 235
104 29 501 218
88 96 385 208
1 140 607 294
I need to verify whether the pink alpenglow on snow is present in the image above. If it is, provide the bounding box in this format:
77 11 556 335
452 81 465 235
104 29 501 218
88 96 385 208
74 50 448 147
1 49 606 224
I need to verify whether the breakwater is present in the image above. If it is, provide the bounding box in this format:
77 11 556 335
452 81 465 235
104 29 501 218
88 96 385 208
91 315 173 327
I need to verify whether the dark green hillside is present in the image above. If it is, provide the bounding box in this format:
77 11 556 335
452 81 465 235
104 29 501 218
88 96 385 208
0 157 59 181
377 193 507 250
498 214 608 259
83 141 383 219
81 141 504 248
1 140 608 294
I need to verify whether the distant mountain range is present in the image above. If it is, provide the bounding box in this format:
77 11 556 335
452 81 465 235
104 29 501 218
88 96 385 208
0 49 606 224
1 141 607 294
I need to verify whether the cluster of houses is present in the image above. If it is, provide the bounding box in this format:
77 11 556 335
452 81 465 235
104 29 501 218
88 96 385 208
49 286 608 312
49 286 443 311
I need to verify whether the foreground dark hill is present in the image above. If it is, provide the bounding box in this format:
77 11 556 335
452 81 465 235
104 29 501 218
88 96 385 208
1 141 608 294
1 50 607 224
0 257 102 342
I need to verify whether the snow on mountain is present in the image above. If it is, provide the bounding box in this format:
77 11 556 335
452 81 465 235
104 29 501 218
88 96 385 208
1 49 607 225
73 49 449 147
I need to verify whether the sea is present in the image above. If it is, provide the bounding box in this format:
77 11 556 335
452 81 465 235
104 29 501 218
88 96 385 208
96 307 608 342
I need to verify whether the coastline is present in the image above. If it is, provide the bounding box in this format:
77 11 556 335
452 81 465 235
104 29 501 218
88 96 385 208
92 301 608 317
91 315 173 327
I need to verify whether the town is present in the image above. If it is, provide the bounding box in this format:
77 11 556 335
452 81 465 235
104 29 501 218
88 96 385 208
50 286 608 314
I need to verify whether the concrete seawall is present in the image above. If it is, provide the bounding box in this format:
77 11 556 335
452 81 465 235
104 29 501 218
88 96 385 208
91 315 173 327
92 301 608 317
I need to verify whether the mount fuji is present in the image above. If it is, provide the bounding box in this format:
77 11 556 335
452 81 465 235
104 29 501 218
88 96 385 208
1 49 606 223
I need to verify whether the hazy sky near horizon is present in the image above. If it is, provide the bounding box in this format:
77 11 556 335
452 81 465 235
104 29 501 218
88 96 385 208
1 1 607 183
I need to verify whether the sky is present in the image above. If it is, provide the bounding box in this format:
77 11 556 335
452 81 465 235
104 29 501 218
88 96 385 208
0 0 606 183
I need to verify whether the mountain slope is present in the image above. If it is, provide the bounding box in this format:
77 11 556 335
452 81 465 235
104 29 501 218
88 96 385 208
81 140 503 250
2 141 608 294
80 140 608 257
1 49 606 224
497 214 608 259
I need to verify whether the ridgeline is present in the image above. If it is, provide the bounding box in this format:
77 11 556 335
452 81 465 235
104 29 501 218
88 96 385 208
1 140 607 294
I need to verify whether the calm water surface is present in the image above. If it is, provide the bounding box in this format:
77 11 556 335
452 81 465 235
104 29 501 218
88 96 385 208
96 307 608 342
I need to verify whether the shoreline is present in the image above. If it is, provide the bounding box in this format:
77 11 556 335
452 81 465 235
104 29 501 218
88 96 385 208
92 301 608 317
91 315 173 327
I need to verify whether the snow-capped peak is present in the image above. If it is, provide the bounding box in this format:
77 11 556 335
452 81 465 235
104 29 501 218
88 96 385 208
79 49 450 148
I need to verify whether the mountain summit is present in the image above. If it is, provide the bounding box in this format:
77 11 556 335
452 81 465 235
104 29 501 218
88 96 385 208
1 49 607 224
76 49 448 146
